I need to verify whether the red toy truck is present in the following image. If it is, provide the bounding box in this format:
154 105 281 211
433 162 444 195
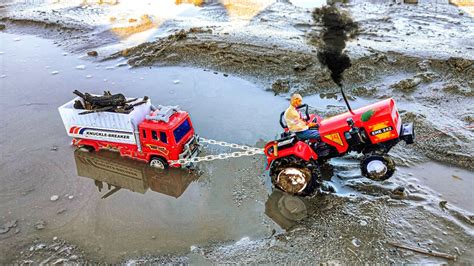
59 95 199 169
264 98 415 195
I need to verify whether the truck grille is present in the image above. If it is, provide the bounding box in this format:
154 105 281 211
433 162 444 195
179 135 200 159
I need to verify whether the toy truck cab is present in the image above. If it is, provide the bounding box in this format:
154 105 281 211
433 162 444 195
138 106 199 169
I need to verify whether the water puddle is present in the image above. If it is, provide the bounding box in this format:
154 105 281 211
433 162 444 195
398 162 474 212
0 31 357 262
0 32 286 261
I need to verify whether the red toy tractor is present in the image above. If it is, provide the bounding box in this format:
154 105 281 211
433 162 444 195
264 98 415 195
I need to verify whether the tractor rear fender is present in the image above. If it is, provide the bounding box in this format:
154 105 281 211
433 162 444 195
265 141 318 170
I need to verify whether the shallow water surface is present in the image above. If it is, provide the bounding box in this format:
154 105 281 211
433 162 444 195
0 32 290 262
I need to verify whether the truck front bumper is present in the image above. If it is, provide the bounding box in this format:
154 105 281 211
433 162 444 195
176 134 201 167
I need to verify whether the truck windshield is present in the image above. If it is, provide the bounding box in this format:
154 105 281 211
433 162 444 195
173 119 191 143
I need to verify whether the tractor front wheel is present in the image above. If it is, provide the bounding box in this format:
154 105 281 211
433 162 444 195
270 156 319 196
360 153 395 181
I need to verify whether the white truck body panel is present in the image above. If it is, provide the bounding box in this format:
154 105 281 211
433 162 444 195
58 96 151 145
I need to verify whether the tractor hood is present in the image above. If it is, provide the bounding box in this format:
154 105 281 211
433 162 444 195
319 98 402 153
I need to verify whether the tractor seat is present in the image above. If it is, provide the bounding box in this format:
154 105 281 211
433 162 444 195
280 131 294 139
279 131 305 142
280 130 321 145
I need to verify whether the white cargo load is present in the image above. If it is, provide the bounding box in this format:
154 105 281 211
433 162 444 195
58 96 151 145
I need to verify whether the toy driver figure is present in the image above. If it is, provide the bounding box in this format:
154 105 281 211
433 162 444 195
284 94 320 141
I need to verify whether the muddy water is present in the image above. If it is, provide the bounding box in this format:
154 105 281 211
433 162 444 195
0 31 364 262
0 32 288 262
398 162 474 212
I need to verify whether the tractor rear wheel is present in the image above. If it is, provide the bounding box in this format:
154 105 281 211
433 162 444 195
270 156 320 196
360 153 395 181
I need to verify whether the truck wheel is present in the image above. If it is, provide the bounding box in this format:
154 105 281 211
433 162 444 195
270 156 319 196
149 157 168 169
360 154 395 181
79 145 95 152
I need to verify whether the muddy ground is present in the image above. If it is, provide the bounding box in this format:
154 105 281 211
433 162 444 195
0 0 473 264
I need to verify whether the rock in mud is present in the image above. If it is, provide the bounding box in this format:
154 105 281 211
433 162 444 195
293 63 311 72
414 72 438 82
172 29 187 40
121 48 130 57
442 83 473 96
87 50 98 57
461 114 474 124
390 186 407 199
34 220 46 230
50 195 59 201
391 77 422 92
351 238 362 247
352 86 376 96
439 200 448 209
271 79 290 95
446 57 473 72
189 27 212 34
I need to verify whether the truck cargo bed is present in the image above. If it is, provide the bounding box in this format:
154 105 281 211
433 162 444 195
58 96 151 145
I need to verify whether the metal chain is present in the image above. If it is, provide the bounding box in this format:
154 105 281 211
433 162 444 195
168 137 264 165
199 137 263 152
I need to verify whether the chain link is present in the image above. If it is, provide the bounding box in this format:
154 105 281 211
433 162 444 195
199 137 263 152
168 137 264 165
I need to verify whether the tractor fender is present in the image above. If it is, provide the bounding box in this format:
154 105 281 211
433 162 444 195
265 141 318 170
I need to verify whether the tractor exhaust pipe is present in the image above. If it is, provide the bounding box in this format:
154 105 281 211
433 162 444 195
339 85 355 115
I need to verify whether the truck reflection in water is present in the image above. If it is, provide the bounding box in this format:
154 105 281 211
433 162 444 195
74 149 198 199
265 190 309 230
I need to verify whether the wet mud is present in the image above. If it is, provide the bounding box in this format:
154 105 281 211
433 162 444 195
1 0 473 264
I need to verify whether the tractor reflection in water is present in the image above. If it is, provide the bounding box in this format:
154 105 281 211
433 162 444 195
265 190 310 230
74 149 198 199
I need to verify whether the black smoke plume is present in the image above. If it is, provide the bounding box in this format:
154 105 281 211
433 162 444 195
313 6 358 87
